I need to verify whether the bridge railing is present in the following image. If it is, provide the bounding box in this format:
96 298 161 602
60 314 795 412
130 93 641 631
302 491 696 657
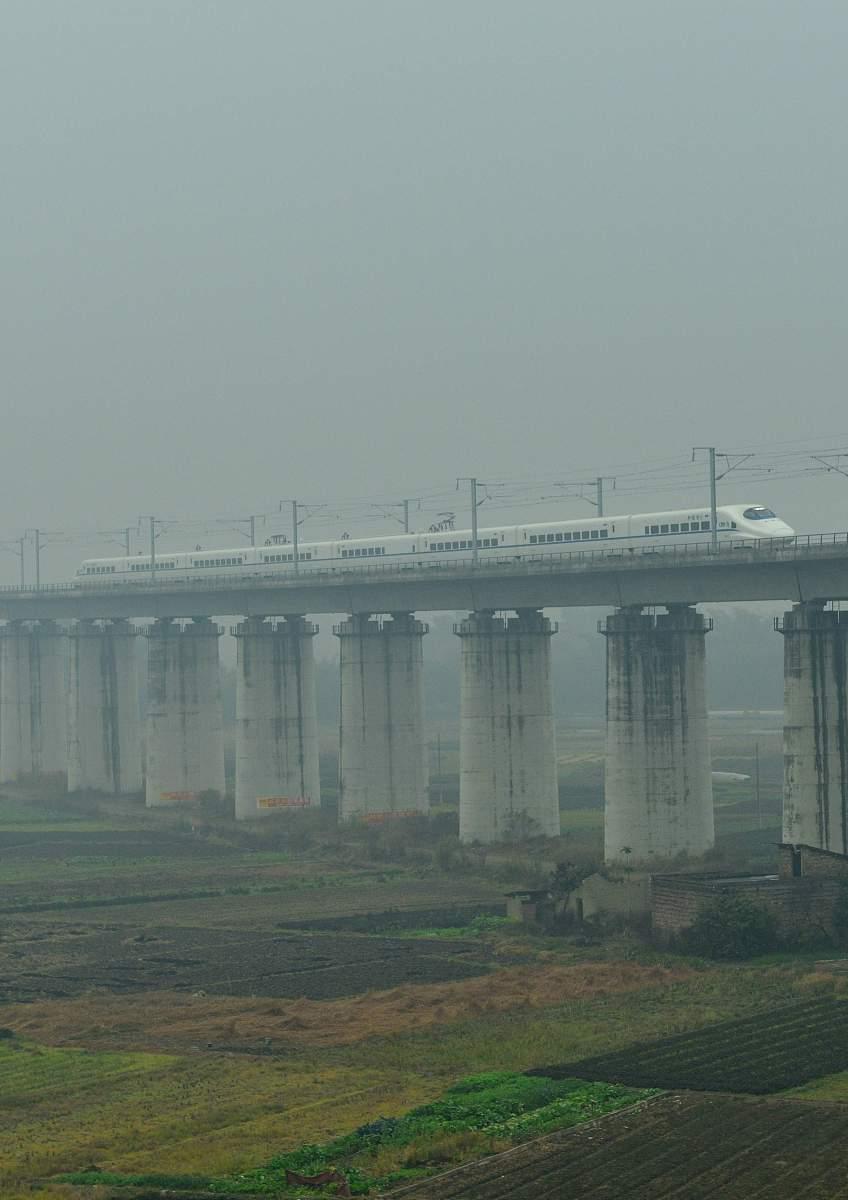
1 532 846 596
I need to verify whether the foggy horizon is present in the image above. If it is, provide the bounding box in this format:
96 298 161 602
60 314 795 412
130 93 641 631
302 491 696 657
3 1 848 583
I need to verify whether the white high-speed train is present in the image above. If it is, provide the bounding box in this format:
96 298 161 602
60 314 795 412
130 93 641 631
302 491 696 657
75 504 794 580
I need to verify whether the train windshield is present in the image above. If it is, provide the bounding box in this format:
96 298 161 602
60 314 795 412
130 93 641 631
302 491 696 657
742 507 777 520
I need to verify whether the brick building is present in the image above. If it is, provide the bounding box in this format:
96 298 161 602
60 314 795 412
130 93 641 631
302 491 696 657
651 844 848 943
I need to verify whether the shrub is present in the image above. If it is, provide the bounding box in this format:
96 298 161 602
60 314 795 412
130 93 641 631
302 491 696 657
684 892 777 960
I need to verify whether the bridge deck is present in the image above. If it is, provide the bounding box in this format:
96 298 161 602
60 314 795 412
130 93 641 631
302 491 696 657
2 535 847 620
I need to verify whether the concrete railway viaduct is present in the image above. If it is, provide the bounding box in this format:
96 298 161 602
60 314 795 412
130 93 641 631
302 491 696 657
1 535 848 865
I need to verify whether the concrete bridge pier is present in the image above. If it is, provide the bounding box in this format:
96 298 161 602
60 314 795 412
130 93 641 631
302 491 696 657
455 609 559 844
144 617 226 807
335 612 429 821
0 620 68 784
232 615 320 819
67 619 142 794
602 605 714 866
778 602 848 853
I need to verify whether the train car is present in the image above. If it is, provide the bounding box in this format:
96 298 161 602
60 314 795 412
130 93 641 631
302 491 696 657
75 503 795 581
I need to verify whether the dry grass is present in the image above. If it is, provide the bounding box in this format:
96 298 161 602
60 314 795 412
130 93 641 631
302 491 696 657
1 962 694 1053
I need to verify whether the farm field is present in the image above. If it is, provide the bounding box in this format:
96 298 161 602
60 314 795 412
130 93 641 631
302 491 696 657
0 749 839 1199
1 961 695 1054
387 1092 848 1200
0 965 798 1196
0 922 494 1002
533 995 848 1093
15 877 504 928
63 1070 655 1195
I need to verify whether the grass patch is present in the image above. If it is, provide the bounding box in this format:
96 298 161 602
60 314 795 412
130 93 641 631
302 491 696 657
399 915 517 939
63 1070 653 1194
0 1039 435 1191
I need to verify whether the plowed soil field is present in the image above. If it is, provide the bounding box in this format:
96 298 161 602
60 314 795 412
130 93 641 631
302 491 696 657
0 924 491 1002
530 996 848 1093
386 1093 848 1199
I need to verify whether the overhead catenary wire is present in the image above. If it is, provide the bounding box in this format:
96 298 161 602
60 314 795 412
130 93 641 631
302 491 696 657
8 434 848 569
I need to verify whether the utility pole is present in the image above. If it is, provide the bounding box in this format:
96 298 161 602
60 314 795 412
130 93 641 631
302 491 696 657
754 741 762 830
457 477 486 565
470 478 478 564
546 477 613 516
291 500 299 572
692 448 754 552
279 500 325 572
692 447 719 551
139 516 160 581
123 527 131 556
1 536 26 587
26 528 62 589
372 497 420 534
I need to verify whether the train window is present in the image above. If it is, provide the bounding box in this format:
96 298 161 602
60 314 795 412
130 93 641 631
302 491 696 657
554 533 562 542
731 521 737 529
743 507 776 520
680 523 689 533
660 524 669 534
453 541 459 550
304 553 312 560
600 529 608 538
591 530 599 539
581 530 590 540
701 521 710 530
529 535 537 544
563 532 572 541
670 523 679 533
650 525 659 534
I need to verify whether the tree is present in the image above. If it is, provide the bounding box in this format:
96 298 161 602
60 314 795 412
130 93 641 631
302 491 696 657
684 892 777 960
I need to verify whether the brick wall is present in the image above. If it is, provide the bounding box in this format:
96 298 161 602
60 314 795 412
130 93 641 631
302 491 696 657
778 842 848 880
652 873 844 942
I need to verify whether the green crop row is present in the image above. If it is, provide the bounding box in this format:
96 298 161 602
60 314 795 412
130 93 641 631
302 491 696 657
63 1070 653 1195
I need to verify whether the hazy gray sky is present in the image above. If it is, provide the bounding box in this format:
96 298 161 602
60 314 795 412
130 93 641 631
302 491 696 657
3 1 847 579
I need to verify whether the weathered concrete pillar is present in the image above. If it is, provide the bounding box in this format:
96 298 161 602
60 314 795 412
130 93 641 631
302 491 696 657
0 620 67 784
779 603 848 852
602 605 714 866
335 612 428 821
455 609 559 844
144 617 225 807
232 615 320 819
67 619 142 794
